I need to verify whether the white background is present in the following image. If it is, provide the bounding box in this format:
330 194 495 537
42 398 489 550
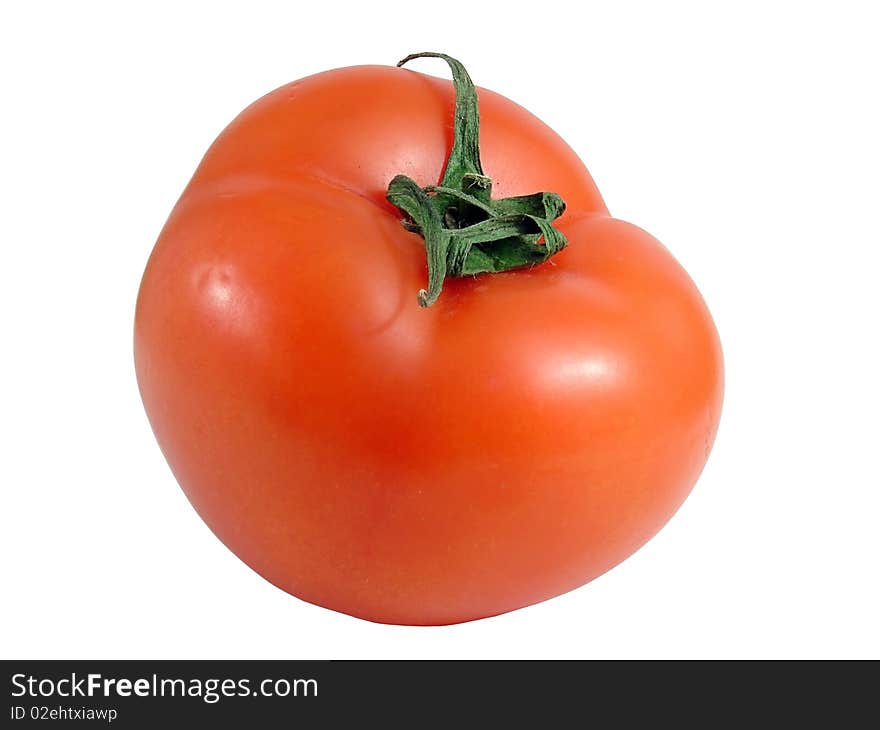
2 1 878 659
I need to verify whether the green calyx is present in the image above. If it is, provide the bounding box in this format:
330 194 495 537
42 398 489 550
387 52 568 307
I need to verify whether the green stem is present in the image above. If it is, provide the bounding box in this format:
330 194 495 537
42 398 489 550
387 52 568 307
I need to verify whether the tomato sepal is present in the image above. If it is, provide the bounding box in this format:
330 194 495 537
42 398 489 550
387 53 569 307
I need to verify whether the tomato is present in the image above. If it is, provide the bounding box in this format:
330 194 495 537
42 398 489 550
134 53 723 625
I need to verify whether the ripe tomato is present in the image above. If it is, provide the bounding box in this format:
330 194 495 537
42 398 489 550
135 53 723 625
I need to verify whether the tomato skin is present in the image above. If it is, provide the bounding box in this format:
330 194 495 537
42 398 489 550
135 65 723 625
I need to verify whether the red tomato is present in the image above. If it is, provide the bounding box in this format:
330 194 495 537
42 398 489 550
135 54 723 625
